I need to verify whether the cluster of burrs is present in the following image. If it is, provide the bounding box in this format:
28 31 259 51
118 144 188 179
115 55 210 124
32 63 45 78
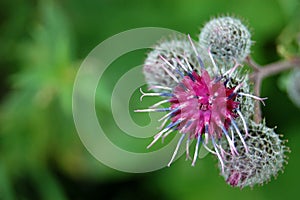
135 16 289 188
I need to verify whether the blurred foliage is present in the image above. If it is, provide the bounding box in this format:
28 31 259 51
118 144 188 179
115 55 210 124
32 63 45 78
276 0 300 106
277 13 300 59
0 0 299 199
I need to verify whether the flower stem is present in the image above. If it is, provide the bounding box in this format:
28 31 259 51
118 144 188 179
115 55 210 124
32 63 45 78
245 56 300 123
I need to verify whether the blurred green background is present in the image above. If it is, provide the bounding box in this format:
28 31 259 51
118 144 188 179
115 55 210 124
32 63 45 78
0 0 300 199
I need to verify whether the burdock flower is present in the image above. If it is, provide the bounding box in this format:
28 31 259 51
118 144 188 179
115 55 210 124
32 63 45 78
136 35 266 170
219 120 289 188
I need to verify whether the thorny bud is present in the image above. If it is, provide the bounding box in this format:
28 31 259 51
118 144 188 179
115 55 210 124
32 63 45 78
143 38 198 92
199 16 252 67
219 120 289 188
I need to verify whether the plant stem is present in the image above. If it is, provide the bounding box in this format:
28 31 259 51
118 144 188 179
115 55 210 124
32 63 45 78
245 56 300 123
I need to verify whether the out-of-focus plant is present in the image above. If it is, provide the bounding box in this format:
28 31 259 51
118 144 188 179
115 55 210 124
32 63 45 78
0 1 107 199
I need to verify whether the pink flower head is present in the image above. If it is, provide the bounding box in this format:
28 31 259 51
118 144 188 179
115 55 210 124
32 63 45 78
136 36 266 171
170 69 238 138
